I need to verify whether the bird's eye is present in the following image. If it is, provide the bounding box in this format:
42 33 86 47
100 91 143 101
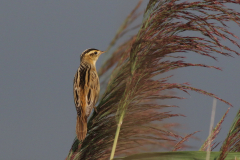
94 52 97 55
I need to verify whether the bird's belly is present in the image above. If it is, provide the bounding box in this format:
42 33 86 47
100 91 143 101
85 105 93 117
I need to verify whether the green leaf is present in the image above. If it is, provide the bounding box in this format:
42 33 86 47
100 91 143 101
114 151 240 160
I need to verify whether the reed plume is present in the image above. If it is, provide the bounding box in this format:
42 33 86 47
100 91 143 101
66 0 240 159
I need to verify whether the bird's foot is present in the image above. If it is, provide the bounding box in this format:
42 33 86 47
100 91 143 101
93 106 98 113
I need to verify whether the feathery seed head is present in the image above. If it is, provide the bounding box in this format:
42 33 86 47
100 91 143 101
80 48 104 65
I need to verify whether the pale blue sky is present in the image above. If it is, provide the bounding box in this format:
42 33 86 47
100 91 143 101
0 1 239 159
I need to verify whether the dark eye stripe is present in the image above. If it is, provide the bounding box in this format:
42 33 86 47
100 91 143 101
81 48 98 58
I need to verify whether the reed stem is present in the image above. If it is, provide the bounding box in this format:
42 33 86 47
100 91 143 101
110 113 124 160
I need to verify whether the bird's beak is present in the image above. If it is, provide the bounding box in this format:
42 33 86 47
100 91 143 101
100 51 105 55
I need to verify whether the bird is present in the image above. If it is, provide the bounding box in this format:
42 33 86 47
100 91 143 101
73 48 104 141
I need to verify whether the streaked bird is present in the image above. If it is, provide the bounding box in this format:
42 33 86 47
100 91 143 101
73 48 104 141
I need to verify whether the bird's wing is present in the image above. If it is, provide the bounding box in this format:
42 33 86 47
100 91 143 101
73 69 86 117
85 71 99 117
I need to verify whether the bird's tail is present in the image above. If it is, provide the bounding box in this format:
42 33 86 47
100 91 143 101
76 115 87 141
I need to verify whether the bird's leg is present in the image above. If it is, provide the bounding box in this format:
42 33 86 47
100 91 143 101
93 106 98 113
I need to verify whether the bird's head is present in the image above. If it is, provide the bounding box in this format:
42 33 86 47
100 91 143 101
80 48 105 65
